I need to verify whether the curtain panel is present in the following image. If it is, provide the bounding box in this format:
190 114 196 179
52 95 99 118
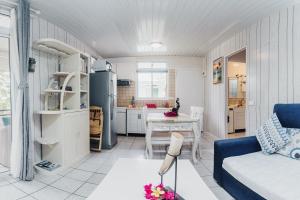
10 0 33 181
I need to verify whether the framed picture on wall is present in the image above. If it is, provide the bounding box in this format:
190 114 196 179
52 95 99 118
213 57 224 84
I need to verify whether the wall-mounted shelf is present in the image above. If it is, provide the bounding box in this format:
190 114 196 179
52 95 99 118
35 137 59 145
53 72 73 77
80 72 88 77
33 38 80 57
44 89 76 94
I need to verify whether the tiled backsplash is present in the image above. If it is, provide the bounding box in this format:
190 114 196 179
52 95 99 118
117 69 176 107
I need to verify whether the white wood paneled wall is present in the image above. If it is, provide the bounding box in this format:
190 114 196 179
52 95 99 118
204 4 300 138
29 16 99 161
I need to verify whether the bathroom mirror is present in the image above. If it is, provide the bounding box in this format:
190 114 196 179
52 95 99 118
228 78 238 98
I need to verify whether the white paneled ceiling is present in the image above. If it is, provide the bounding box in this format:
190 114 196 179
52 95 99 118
30 0 294 58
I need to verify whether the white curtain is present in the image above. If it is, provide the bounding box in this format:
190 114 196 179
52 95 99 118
9 9 22 178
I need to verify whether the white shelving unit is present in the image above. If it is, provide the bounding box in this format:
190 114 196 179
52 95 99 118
34 38 90 174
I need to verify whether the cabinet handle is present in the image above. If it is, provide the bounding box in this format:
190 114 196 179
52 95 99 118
138 114 141 119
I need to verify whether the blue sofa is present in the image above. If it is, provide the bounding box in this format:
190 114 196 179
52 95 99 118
213 104 300 200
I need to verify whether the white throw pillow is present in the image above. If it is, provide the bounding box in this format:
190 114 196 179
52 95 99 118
277 128 300 159
255 113 290 154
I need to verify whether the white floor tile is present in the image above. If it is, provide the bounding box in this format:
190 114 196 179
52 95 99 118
66 194 86 200
76 162 101 172
201 159 214 172
57 167 74 176
65 169 93 182
86 173 106 185
18 196 36 200
74 183 97 198
0 165 8 173
0 184 27 199
51 177 84 193
0 173 19 186
32 186 70 200
194 162 212 177
202 176 219 188
96 164 113 174
34 173 62 185
210 187 234 200
13 180 47 194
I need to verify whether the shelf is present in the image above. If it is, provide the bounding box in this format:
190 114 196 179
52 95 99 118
80 90 88 93
38 109 88 115
33 38 80 57
53 72 74 77
35 137 59 145
80 72 88 77
44 89 76 94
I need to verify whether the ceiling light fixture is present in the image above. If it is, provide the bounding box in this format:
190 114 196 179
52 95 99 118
150 42 163 48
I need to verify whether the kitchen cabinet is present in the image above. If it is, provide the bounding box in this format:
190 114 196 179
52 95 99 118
114 107 127 135
234 107 245 131
127 109 145 134
227 109 234 133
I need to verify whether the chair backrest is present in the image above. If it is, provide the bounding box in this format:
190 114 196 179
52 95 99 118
273 104 300 128
190 106 204 131
142 106 148 129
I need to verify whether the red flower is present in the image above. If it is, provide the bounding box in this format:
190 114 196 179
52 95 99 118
164 191 175 200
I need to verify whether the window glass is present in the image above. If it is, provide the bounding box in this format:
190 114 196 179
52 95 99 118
137 63 167 99
0 36 10 112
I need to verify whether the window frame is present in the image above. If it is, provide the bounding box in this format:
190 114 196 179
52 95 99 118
136 62 169 100
0 13 11 114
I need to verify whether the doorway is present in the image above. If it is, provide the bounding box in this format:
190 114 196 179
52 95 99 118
226 49 246 139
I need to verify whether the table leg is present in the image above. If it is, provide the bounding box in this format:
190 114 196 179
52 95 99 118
146 122 153 159
192 122 200 163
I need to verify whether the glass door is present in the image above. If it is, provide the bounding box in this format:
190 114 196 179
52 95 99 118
0 14 11 169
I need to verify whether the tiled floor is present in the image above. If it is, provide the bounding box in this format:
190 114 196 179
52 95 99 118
227 132 246 139
0 134 234 200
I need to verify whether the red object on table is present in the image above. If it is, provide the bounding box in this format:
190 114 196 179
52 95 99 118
164 111 178 117
146 104 157 108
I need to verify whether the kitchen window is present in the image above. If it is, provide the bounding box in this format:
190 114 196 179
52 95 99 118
137 62 168 99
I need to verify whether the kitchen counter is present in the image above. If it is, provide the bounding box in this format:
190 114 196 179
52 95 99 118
121 107 172 110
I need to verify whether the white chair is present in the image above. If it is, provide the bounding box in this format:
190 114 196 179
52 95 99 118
143 107 171 157
144 106 204 160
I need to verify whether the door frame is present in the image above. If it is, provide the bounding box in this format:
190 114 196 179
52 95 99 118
224 47 247 138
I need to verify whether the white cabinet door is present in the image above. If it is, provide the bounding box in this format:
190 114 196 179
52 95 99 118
63 113 77 167
77 111 89 159
228 110 234 133
115 111 126 134
137 112 144 134
127 110 138 133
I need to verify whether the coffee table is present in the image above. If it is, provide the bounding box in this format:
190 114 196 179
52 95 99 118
87 158 217 200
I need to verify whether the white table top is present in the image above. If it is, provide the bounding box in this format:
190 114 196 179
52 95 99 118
87 158 217 200
147 113 197 123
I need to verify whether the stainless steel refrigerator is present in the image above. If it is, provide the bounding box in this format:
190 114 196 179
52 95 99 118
90 71 117 149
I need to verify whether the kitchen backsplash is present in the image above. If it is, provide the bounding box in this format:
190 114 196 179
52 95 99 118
117 69 176 107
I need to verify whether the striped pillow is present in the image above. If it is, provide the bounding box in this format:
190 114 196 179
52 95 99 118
256 113 290 154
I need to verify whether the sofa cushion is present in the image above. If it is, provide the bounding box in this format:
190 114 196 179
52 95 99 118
255 113 290 154
278 128 300 159
223 152 300 200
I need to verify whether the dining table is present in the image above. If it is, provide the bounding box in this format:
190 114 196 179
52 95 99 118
145 112 201 163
